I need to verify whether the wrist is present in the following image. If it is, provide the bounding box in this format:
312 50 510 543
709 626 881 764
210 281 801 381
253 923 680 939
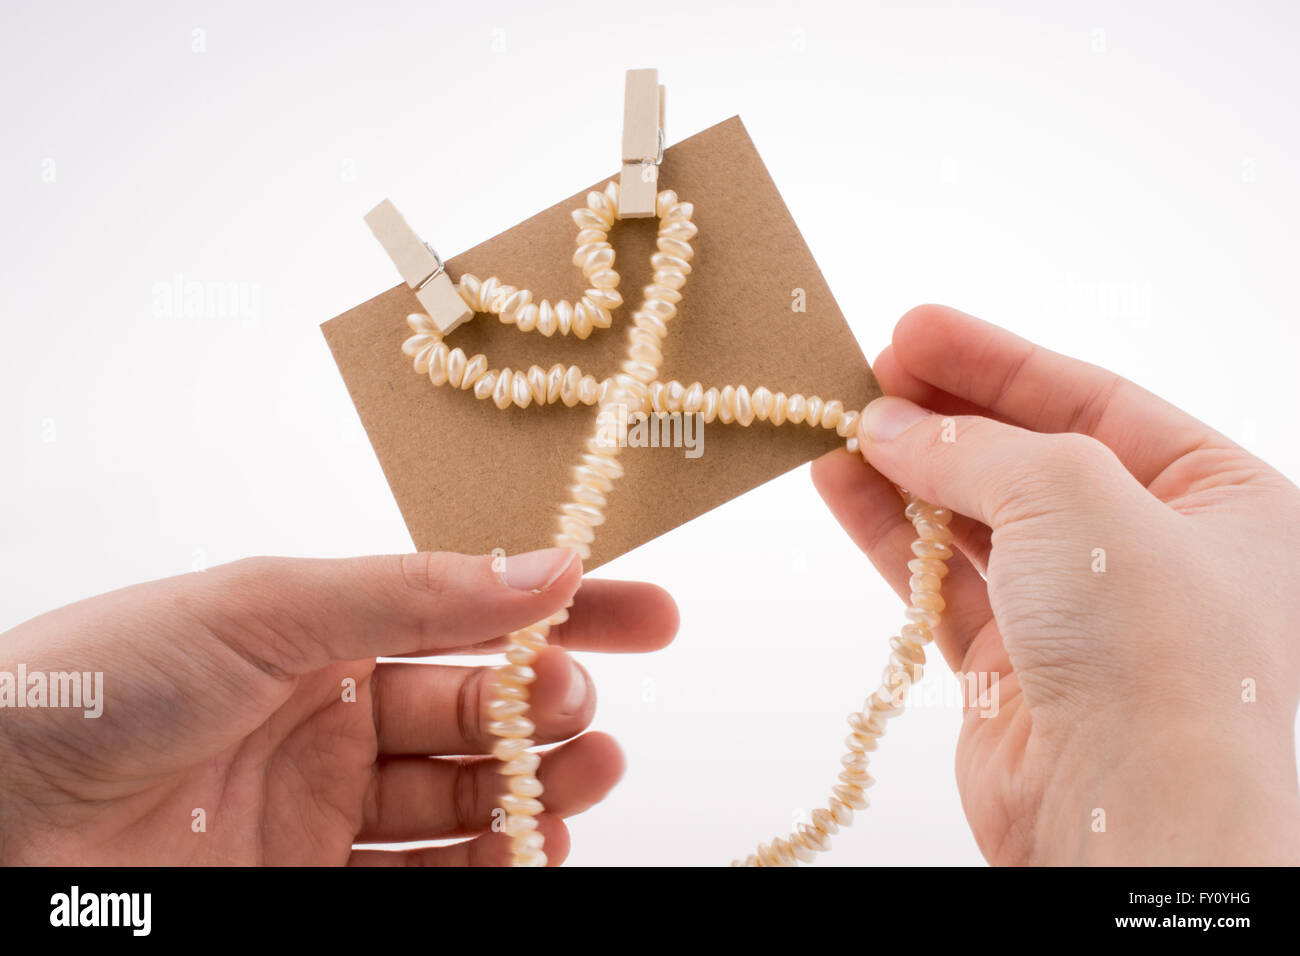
1033 713 1300 865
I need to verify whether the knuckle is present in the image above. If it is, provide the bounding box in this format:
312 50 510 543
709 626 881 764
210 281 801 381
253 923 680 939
457 667 487 754
399 551 461 598
1048 432 1117 477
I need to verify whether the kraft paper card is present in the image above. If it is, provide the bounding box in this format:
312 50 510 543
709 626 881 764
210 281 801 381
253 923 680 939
322 116 880 570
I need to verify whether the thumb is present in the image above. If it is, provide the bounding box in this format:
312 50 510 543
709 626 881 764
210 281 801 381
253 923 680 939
189 547 583 676
855 396 1143 528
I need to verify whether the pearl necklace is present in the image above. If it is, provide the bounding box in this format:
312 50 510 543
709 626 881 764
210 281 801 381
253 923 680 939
399 180 952 866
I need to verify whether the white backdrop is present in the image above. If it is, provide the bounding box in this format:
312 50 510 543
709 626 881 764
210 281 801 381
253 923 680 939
2 0 1297 866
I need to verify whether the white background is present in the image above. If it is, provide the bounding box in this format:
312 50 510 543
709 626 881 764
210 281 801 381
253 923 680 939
2 0 1297 866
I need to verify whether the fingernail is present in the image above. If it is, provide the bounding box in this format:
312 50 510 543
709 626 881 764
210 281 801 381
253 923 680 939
560 659 589 716
503 547 579 592
860 396 929 442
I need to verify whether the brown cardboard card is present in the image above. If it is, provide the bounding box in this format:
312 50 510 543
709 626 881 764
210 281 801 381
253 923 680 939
322 116 880 570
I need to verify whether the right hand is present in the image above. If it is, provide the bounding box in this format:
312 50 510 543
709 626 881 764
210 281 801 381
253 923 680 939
812 305 1300 864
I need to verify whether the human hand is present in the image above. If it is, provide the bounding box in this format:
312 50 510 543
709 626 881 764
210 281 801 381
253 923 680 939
0 548 677 865
813 305 1300 865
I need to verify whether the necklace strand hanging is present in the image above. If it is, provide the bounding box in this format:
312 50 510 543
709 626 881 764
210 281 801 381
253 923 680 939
399 179 953 866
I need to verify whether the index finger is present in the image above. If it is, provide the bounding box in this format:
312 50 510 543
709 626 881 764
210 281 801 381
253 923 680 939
884 305 1218 486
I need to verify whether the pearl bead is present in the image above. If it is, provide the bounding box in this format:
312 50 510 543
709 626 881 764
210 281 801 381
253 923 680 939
820 399 843 429
501 794 545 816
833 784 869 810
504 813 538 836
805 395 824 427
770 392 788 425
462 353 487 389
458 274 481 308
508 775 544 798
585 287 622 310
536 300 557 336
488 716 535 739
836 410 859 437
526 365 547 405
911 539 954 560
445 348 467 388
717 385 736 424
657 236 693 260
479 277 499 313
516 303 539 332
427 344 449 386
787 393 807 424
554 300 574 335
571 207 608 231
502 751 541 777
734 385 755 426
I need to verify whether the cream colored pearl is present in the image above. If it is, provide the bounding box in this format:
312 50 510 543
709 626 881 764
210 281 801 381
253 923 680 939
651 252 691 275
488 716 534 739
499 288 531 321
654 268 687 290
571 301 594 339
501 793 545 816
427 344 449 386
787 393 807 423
588 268 620 290
820 399 843 429
561 365 582 407
683 381 703 413
473 369 498 400
805 395 824 426
585 287 622 310
504 813 539 836
657 236 693 260
536 300 557 337
770 392 788 426
491 367 513 409
644 282 682 304
571 207 608 231
734 385 754 426
445 348 467 388
833 783 869 810
516 302 539 332
587 189 616 227
488 697 528 720
555 299 573 335
836 409 859 437
701 387 719 423
508 775 544 798
458 274 481 309
718 385 736 424
511 371 532 408
462 353 487 389
660 219 698 241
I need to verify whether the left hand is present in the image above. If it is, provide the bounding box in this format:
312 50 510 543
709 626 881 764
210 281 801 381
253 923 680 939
0 547 677 865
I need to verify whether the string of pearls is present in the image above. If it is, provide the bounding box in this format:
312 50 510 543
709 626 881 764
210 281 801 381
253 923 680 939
402 180 948 866
730 493 952 866
401 314 861 438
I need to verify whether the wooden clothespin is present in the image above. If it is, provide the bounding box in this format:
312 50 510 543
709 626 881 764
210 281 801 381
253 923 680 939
364 198 472 335
618 68 665 219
